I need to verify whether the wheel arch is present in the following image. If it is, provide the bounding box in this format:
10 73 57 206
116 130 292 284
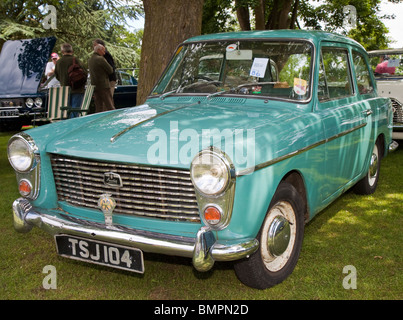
376 133 385 159
282 170 309 223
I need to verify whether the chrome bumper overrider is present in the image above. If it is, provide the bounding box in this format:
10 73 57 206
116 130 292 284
389 140 399 152
12 198 258 272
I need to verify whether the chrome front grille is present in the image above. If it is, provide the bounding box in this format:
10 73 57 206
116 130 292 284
50 154 200 222
391 98 403 123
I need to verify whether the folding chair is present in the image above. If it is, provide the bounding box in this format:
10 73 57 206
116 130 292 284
60 85 95 118
46 86 70 121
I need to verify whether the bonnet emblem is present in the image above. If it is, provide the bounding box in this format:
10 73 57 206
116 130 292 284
103 172 123 188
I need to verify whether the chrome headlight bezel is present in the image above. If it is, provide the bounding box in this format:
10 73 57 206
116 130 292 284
25 98 34 108
7 133 39 173
190 147 233 197
8 133 41 200
34 97 43 108
190 147 236 230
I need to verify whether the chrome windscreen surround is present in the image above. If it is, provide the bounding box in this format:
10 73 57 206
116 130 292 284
190 146 236 230
50 154 200 222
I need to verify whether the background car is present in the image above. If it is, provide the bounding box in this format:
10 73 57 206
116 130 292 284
113 69 138 109
0 37 56 131
368 49 403 139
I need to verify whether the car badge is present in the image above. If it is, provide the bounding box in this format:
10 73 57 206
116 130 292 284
98 194 116 227
103 172 123 188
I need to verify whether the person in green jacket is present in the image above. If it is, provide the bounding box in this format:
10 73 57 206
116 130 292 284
54 43 87 117
88 44 115 113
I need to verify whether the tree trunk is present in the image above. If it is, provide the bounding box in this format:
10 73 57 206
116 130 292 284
254 0 266 30
266 0 294 30
137 0 205 105
235 0 251 31
289 0 299 29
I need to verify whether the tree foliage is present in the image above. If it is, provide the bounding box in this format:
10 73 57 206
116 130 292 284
300 0 391 50
201 0 398 50
0 0 143 67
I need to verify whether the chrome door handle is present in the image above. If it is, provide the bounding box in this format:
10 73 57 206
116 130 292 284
362 109 373 117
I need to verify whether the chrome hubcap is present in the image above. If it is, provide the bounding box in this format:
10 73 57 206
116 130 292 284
261 201 296 272
368 145 379 186
267 216 291 257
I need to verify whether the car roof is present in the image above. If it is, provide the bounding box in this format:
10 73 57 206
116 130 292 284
368 48 403 56
184 29 364 49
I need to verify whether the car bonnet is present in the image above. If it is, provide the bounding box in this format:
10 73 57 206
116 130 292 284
0 36 56 97
41 100 316 172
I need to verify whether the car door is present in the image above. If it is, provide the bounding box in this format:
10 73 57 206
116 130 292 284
316 44 373 200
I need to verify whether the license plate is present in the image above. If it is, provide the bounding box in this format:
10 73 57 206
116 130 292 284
0 109 19 117
55 235 144 273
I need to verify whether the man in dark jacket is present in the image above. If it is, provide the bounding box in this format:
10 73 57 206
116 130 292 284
54 43 87 117
88 44 115 113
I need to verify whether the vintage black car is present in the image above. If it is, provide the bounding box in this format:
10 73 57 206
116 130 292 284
0 37 138 130
114 69 138 109
0 37 56 131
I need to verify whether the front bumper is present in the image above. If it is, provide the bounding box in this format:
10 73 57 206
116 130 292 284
392 124 403 140
12 198 259 272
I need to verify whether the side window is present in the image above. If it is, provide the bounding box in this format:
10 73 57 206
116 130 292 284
121 73 130 85
352 51 374 95
318 47 353 101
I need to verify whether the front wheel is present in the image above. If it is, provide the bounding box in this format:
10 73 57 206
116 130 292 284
234 182 305 289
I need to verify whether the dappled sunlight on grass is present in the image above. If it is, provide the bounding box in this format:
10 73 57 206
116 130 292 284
385 193 403 200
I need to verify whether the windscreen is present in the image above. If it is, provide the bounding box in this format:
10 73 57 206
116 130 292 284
152 40 313 101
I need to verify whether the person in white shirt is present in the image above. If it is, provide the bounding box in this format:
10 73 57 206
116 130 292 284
45 52 61 87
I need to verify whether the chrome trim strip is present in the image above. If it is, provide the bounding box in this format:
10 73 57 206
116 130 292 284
12 198 259 271
110 102 199 143
236 122 367 177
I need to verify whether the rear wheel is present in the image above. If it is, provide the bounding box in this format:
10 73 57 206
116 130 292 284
234 182 305 289
354 141 381 195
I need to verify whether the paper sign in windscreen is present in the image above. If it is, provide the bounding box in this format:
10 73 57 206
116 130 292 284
250 58 269 78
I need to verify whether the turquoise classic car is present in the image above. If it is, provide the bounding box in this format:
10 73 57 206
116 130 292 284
8 30 398 289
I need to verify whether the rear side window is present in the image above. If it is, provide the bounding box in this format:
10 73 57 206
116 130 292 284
318 47 353 101
352 51 374 95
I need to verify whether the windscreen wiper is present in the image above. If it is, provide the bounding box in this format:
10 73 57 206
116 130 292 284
159 89 177 100
206 81 277 100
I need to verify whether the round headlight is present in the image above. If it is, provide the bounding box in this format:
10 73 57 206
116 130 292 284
8 135 35 172
191 149 230 196
25 98 34 108
34 97 43 107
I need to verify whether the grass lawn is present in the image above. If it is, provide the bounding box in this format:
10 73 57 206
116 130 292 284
0 129 402 301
